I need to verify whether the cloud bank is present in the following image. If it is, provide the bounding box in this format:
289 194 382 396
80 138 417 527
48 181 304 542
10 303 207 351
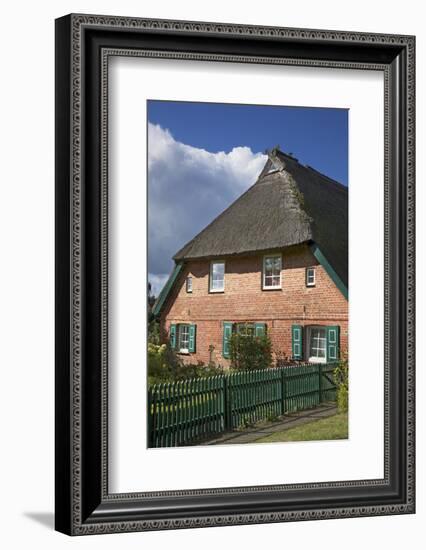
148 123 266 296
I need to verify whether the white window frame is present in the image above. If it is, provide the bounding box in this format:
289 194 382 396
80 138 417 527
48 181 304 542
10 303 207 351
306 326 327 363
186 276 193 293
178 324 190 353
306 267 316 287
262 253 282 290
234 322 255 337
209 260 225 293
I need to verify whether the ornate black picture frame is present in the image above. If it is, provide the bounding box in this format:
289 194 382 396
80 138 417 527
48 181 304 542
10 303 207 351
55 14 415 535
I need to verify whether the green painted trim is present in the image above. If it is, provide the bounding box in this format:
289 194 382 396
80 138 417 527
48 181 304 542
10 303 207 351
152 263 183 317
169 324 177 350
326 325 340 362
222 322 233 359
255 322 266 337
292 324 303 360
188 324 197 353
309 243 348 300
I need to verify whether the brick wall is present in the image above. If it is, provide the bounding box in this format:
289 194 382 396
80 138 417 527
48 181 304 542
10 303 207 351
159 244 348 365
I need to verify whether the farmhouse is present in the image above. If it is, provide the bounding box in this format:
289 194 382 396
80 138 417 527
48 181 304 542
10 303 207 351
153 147 348 366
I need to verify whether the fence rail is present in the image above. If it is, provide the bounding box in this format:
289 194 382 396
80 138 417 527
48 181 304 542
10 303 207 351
148 363 337 448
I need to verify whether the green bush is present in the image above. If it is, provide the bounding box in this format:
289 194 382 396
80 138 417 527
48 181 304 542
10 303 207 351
147 341 224 386
148 318 160 345
172 361 224 381
333 360 349 412
229 333 272 371
147 342 170 385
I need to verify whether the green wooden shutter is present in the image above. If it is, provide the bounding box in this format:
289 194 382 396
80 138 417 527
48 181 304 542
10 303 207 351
170 324 177 350
326 325 340 362
223 322 233 359
188 324 196 353
255 323 266 337
292 325 303 360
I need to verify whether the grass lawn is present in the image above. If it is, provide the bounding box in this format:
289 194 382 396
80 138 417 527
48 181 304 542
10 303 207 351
256 412 348 443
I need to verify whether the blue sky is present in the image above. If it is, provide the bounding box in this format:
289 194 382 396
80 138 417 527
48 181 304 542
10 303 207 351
148 100 348 185
147 101 348 296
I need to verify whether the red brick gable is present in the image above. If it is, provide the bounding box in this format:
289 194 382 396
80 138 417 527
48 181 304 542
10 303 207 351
159 244 348 365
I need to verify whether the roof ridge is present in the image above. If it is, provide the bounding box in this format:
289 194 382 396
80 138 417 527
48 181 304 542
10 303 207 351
272 147 347 192
304 165 348 192
274 149 299 163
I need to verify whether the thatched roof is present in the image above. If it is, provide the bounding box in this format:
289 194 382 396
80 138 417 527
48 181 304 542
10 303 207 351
173 148 348 288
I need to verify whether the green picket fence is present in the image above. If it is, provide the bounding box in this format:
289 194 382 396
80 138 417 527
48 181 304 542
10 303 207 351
227 369 283 429
148 376 224 448
148 363 337 447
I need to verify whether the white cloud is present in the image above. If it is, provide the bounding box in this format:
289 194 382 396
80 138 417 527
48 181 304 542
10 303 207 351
148 273 170 298
148 123 266 293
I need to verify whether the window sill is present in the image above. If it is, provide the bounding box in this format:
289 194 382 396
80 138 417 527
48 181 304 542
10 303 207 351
262 286 282 291
209 289 225 294
177 350 190 355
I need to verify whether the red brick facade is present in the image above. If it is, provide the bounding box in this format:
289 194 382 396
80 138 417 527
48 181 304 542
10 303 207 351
160 244 348 366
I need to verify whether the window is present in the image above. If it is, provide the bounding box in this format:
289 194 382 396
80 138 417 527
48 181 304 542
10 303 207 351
308 327 327 362
265 166 278 175
222 322 266 358
179 324 190 352
263 254 282 289
291 324 340 362
235 322 255 337
210 261 225 292
186 276 193 293
170 324 197 353
306 267 316 287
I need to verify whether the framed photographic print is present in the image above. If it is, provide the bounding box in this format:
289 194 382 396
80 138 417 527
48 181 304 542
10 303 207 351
55 14 415 535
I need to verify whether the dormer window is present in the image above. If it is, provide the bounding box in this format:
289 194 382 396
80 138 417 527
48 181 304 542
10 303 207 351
209 261 225 292
263 254 282 289
265 166 278 175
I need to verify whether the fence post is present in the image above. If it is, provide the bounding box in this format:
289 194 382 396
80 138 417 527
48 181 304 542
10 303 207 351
281 368 286 415
318 363 323 404
223 375 230 430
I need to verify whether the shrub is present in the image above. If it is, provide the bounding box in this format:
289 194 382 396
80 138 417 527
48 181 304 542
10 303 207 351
174 361 224 381
147 341 224 386
147 342 169 385
148 318 160 345
333 360 349 412
275 349 299 367
229 333 272 371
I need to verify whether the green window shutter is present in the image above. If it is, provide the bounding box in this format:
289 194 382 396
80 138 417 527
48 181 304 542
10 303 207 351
223 322 233 359
188 324 196 353
292 325 303 360
326 325 340 362
255 323 266 337
169 324 177 350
